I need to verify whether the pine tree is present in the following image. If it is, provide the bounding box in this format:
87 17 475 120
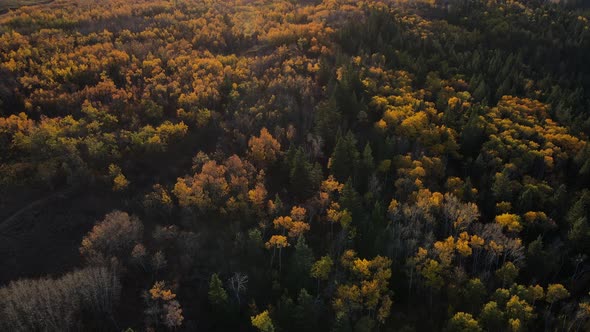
340 178 362 221
330 131 359 182
208 273 229 307
294 289 319 331
288 236 315 290
289 148 315 199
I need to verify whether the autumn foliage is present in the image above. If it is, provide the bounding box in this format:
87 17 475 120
0 0 589 331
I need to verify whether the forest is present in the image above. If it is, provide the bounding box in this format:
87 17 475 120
0 0 589 331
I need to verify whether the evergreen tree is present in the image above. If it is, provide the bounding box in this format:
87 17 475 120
330 131 359 182
288 236 314 290
208 273 229 307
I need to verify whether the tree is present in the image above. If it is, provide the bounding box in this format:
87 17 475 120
80 210 143 264
251 310 275 332
248 182 268 209
495 214 523 233
479 301 505 332
266 235 289 271
463 278 487 313
145 281 184 329
131 244 147 270
496 262 519 287
446 312 482 332
208 273 229 307
288 147 322 199
294 289 319 331
570 302 590 332
505 295 534 327
333 251 392 328
310 255 333 295
151 251 167 273
545 284 569 306
228 272 248 305
473 80 488 102
289 236 314 289
508 318 522 332
0 267 121 331
492 172 514 202
526 237 557 281
340 178 362 220
273 209 311 239
276 291 295 330
568 217 590 253
420 259 444 291
108 164 129 191
248 127 281 167
329 131 359 182
163 300 184 329
358 143 375 192
567 191 590 252
314 97 342 148
143 184 173 216
173 155 256 214
361 143 374 172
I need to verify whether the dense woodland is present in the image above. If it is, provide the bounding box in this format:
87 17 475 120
1 0 590 331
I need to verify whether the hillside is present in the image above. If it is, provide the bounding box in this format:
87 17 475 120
0 0 52 13
1 0 590 331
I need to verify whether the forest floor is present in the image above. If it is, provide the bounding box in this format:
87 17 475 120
0 188 122 285
0 189 71 232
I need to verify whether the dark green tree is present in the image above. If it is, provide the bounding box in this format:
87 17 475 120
287 236 314 290
208 273 228 307
330 131 359 182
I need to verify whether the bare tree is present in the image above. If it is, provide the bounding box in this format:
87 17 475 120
227 272 248 305
0 267 121 332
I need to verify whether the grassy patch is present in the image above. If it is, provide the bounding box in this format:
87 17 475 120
0 0 53 12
